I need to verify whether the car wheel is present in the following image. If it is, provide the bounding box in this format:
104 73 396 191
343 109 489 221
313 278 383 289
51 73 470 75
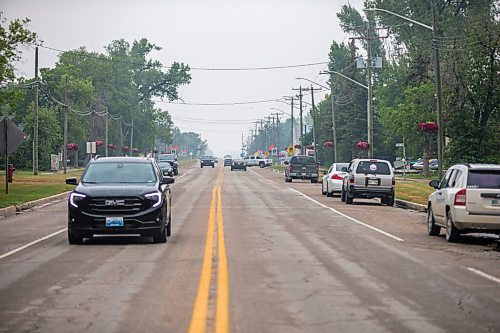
326 184 333 197
341 187 346 202
166 214 172 237
212 165 214 168
311 178 318 183
445 210 460 243
244 167 247 171
174 170 178 175
381 197 387 205
427 205 441 236
68 227 83 245
153 224 167 243
259 162 265 168
346 191 353 204
321 182 327 195
231 167 234 171
386 195 395 206
201 165 203 168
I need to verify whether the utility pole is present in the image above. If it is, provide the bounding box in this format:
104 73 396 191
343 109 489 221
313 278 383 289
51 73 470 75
309 85 322 160
130 118 134 151
366 20 374 158
105 108 108 157
292 86 303 154
33 47 39 175
63 75 68 174
284 96 294 148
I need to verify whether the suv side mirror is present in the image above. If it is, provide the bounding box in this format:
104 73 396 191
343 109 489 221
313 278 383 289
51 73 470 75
162 177 175 185
429 180 439 189
65 177 78 185
341 167 347 172
284 161 289 165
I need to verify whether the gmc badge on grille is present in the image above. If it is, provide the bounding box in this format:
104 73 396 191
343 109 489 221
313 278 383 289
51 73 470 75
105 200 125 206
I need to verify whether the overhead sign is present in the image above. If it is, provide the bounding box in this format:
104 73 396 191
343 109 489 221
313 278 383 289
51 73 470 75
0 116 26 156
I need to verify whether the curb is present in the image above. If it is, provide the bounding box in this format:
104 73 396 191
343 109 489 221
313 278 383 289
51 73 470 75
395 199 427 213
0 191 71 219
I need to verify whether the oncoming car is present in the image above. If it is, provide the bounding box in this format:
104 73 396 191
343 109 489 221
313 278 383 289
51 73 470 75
231 159 246 171
65 156 174 244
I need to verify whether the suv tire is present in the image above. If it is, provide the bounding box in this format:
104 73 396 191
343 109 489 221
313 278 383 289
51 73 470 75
445 210 461 243
259 162 265 168
346 191 353 204
427 205 441 236
311 178 318 183
153 225 167 243
386 195 395 206
68 228 83 245
340 187 346 202
326 184 333 197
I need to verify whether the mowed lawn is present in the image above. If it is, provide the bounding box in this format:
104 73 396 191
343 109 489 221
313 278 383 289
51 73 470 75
0 169 83 208
395 178 435 206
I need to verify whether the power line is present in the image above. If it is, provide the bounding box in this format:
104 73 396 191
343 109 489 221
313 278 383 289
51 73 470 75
154 98 283 106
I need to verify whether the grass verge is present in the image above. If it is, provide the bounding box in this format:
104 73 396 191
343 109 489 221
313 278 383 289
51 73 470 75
0 169 83 208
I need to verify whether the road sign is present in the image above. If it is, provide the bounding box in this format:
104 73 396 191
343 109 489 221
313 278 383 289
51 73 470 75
0 116 26 156
395 143 404 147
287 146 295 155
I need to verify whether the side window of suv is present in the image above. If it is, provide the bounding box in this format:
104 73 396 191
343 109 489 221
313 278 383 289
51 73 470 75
439 169 456 189
450 170 462 187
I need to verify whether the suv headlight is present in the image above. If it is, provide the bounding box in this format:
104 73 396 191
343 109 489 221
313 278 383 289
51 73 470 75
69 192 86 208
145 191 162 208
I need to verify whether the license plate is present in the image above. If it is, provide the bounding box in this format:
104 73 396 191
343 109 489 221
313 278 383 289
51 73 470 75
368 178 379 186
301 167 307 170
492 199 500 206
106 217 124 227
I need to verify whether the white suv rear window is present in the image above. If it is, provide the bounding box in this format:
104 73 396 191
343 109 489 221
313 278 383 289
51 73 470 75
467 170 500 189
355 161 391 175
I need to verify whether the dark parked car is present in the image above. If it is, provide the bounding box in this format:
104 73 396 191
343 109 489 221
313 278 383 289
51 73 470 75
201 155 215 168
65 156 174 244
284 155 319 183
231 159 246 171
157 153 178 175
158 161 173 177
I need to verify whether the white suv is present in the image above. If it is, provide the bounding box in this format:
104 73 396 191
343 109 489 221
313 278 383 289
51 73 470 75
427 163 500 242
341 159 395 206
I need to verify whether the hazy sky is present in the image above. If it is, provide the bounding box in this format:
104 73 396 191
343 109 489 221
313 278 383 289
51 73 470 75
4 0 364 157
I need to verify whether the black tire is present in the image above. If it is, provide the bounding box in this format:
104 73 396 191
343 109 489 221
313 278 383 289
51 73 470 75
321 182 327 195
381 197 387 205
68 228 83 245
166 214 172 237
153 224 167 243
244 167 247 171
231 167 234 171
212 165 214 168
386 195 395 206
174 170 178 175
445 210 460 243
326 184 333 197
201 165 203 168
346 191 353 204
341 187 346 202
427 205 441 236
311 178 318 183
259 162 265 168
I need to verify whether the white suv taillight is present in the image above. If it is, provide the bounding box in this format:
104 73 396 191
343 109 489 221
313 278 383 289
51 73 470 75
454 188 466 206
349 175 355 184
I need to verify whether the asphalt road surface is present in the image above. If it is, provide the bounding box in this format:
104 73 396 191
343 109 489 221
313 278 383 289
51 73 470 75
1 165 499 333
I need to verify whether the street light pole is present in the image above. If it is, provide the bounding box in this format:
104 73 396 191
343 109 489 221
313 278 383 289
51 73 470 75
364 4 444 178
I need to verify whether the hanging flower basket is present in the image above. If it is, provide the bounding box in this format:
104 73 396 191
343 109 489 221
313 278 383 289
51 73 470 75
66 143 78 151
131 148 140 153
107 143 116 150
121 146 130 152
294 144 302 149
95 140 104 147
323 141 334 148
356 141 370 149
418 122 438 132
306 145 314 150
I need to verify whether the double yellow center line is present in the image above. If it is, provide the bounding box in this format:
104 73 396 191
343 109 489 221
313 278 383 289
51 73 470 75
189 168 229 333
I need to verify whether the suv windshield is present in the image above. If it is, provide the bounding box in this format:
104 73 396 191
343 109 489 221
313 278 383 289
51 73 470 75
157 154 175 161
202 156 213 159
467 170 500 189
355 161 391 175
82 162 157 183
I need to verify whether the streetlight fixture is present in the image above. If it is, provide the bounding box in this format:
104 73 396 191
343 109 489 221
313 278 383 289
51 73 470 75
364 6 444 178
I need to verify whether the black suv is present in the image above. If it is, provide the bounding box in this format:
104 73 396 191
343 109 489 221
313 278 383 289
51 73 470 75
200 155 215 168
157 153 178 175
65 156 174 244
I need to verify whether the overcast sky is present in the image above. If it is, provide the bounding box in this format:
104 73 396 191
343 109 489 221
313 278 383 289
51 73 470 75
4 0 364 157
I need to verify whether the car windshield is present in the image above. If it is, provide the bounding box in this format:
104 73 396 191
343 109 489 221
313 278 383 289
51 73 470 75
158 154 175 161
291 156 316 164
467 170 500 189
202 156 213 159
335 163 349 171
158 162 172 169
356 161 391 175
81 162 157 183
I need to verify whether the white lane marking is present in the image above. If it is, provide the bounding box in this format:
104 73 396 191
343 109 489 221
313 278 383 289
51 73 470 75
0 228 67 260
288 188 404 242
466 267 500 284
249 169 265 179
177 168 193 180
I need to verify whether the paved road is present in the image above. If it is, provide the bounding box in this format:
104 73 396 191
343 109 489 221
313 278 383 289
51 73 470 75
0 165 499 332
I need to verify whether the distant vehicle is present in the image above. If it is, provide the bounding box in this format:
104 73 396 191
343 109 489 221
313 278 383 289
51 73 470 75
231 159 246 171
65 156 174 244
284 155 319 183
224 157 233 166
157 153 179 175
411 159 438 170
158 161 173 177
341 159 395 206
427 163 500 242
200 155 215 168
244 155 272 168
322 163 349 197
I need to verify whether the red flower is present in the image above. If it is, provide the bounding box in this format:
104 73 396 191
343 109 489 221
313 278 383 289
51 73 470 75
131 148 140 153
306 145 314 150
95 140 104 147
356 141 370 149
323 141 334 148
66 143 78 151
107 144 116 150
418 122 438 132
294 144 302 149
121 146 130 152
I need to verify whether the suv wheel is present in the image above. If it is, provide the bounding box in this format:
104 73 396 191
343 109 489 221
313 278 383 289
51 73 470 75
153 225 167 243
346 191 353 204
166 215 172 237
311 178 318 183
386 195 395 206
340 187 346 202
445 210 460 243
68 227 83 245
427 205 441 236
201 164 203 168
259 162 265 168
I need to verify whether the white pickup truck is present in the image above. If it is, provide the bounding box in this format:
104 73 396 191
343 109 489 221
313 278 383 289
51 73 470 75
244 156 272 168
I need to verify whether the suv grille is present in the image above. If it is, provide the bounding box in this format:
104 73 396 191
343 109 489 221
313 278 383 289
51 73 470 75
87 197 144 215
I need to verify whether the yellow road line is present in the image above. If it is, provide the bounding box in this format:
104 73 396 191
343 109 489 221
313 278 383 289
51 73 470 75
188 187 217 333
215 186 229 333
